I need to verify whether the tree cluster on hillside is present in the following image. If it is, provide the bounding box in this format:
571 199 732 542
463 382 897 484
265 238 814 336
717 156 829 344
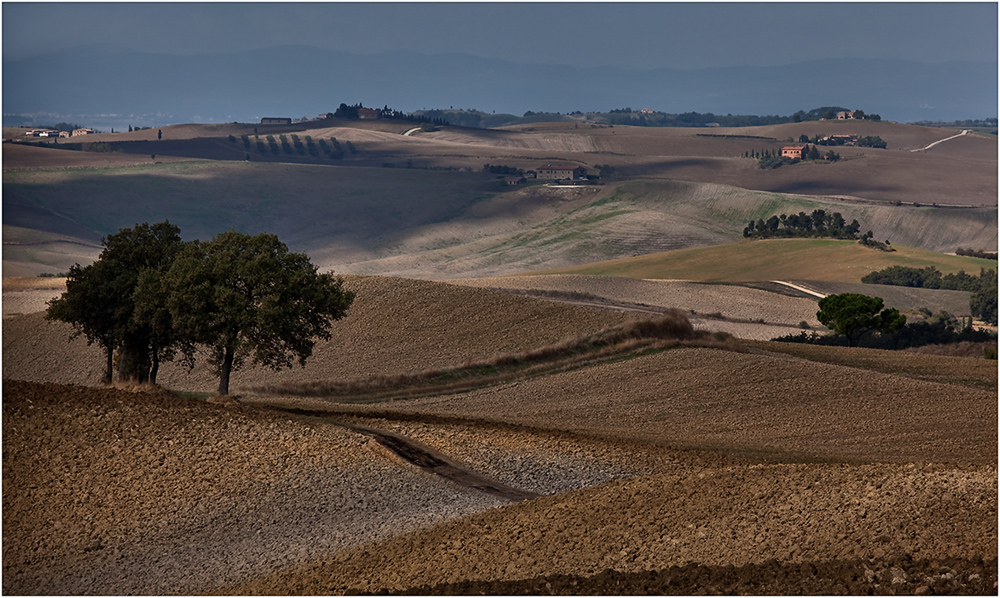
598 106 871 128
743 210 860 240
47 222 355 394
861 266 998 325
956 247 998 260
405 105 885 130
776 301 992 351
336 102 450 126
407 109 522 128
813 293 906 347
912 118 997 128
855 135 887 148
796 134 885 148
45 122 83 132
746 146 840 169
482 163 523 175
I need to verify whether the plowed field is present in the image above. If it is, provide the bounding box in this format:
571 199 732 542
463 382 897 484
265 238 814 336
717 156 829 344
3 276 996 594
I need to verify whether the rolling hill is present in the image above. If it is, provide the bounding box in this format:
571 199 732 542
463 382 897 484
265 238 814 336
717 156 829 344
3 118 996 278
3 275 996 594
4 71 997 596
534 238 998 282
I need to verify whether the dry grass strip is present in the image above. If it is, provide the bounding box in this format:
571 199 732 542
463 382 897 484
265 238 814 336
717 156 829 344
252 311 742 402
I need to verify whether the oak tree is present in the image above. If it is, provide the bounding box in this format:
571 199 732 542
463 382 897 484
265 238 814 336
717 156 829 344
47 221 188 384
165 231 355 395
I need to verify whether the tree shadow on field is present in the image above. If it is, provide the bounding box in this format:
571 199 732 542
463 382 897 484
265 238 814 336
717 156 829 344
765 179 897 198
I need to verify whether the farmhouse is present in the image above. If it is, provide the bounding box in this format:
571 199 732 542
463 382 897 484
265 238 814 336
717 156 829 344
781 145 806 159
536 163 588 180
837 110 860 120
71 128 94 137
357 108 380 120
504 176 527 185
260 117 292 125
25 129 59 137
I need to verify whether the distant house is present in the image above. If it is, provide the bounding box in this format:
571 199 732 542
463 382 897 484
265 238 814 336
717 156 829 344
781 145 806 159
260 117 292 125
357 108 380 120
26 129 60 137
536 163 587 180
837 110 859 120
59 131 71 138
504 176 527 185
71 128 94 137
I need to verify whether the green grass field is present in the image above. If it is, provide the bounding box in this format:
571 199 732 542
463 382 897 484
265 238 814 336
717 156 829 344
533 238 997 283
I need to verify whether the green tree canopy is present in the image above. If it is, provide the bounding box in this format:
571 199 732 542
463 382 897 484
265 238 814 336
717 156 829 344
46 258 121 383
816 293 906 347
47 221 187 384
165 231 355 395
970 269 998 325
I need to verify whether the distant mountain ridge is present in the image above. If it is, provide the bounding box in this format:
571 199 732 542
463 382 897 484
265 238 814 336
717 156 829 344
4 45 996 129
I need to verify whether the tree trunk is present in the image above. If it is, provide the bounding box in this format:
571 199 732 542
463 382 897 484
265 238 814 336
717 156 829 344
218 345 235 395
150 347 160 385
103 344 114 385
118 338 151 384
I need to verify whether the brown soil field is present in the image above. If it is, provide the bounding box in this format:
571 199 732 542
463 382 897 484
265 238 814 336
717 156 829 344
450 274 824 339
1 141 198 171
3 275 996 594
452 271 975 313
3 276 639 392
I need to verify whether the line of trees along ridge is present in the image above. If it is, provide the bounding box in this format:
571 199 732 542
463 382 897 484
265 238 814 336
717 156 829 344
743 210 862 240
861 265 998 325
47 222 355 395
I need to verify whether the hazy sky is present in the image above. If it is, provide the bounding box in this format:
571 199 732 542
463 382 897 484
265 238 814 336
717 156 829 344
4 2 997 69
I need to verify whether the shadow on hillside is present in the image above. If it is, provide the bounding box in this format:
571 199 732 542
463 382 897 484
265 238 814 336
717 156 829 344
3 202 103 243
766 179 896 197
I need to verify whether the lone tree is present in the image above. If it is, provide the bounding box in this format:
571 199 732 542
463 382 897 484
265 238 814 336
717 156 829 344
165 231 355 395
816 293 906 347
47 221 189 384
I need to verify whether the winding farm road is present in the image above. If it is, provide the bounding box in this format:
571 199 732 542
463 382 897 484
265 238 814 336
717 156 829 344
771 281 826 298
911 129 969 152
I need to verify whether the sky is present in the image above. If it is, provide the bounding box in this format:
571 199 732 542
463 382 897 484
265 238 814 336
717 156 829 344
3 2 998 69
